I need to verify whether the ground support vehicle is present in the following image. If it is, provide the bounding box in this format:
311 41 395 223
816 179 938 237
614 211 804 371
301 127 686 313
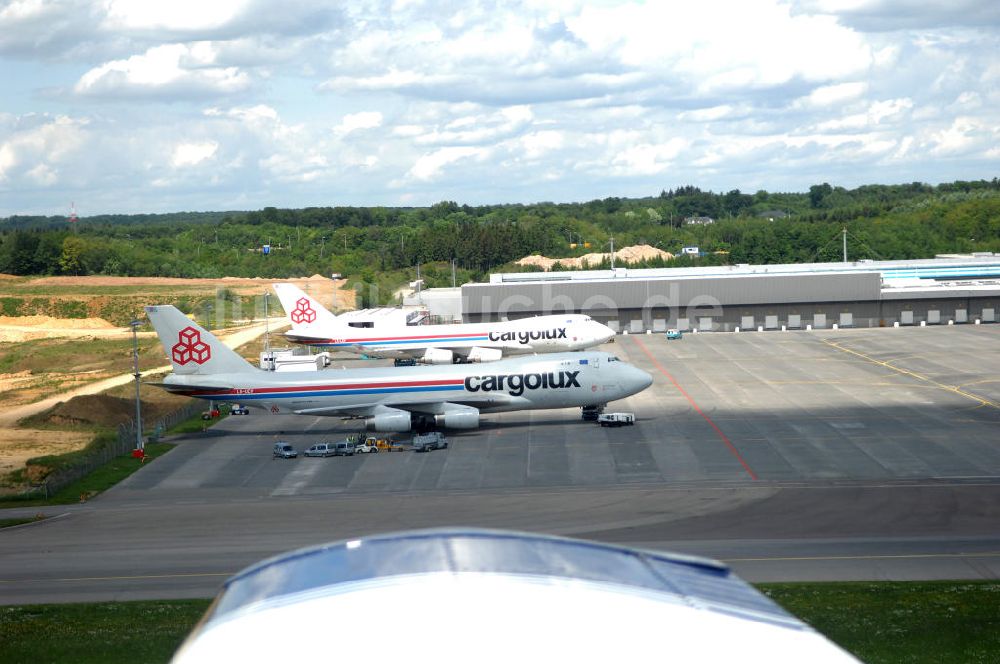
666 329 683 340
333 441 356 456
273 442 297 459
347 433 399 452
304 443 336 457
230 404 250 415
597 412 635 427
412 431 448 452
581 404 606 421
354 440 379 454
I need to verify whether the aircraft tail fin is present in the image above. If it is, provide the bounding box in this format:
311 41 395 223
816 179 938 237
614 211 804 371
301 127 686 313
272 283 342 330
145 305 257 375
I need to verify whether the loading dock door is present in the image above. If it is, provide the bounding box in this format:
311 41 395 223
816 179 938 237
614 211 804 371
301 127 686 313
901 310 914 325
813 313 826 329
652 318 667 332
788 314 801 329
765 315 778 330
839 312 853 327
983 308 995 322
677 317 689 331
698 317 713 332
927 310 940 324
955 309 967 323
630 319 645 333
741 316 754 330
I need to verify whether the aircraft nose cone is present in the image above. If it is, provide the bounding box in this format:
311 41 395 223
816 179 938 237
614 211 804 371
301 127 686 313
638 369 653 390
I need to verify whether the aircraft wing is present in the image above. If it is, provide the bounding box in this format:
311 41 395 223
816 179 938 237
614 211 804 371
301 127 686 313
349 345 412 359
292 392 515 417
146 381 235 397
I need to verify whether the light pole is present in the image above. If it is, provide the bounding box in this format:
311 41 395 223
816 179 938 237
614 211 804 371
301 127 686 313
130 319 143 452
263 291 271 356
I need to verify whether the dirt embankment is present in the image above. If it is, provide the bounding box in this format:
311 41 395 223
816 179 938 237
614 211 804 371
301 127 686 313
0 274 356 325
0 274 309 485
516 244 674 271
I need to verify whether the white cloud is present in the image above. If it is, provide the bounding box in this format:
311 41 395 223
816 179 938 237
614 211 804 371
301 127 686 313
407 146 485 181
0 115 89 184
800 82 869 107
335 111 383 136
1 0 998 214
171 141 218 168
610 139 689 176
75 43 251 97
518 130 565 159
929 117 984 155
102 0 249 32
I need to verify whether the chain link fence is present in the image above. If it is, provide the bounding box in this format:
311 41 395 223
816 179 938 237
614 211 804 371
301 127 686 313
19 400 204 501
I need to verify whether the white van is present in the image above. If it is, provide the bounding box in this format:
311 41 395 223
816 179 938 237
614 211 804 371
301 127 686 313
333 441 356 456
272 442 297 459
304 443 336 457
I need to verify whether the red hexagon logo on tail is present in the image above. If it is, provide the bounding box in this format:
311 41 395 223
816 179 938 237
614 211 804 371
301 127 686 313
172 326 211 365
291 297 316 324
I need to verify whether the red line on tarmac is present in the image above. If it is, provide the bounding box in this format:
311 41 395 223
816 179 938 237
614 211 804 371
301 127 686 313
632 337 758 481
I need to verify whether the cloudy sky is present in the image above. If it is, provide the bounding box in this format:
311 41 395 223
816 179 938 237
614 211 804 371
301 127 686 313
1 0 998 216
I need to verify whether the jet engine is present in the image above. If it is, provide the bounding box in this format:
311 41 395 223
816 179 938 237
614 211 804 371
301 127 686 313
434 410 479 429
365 408 412 432
421 348 454 364
434 403 479 429
467 346 503 363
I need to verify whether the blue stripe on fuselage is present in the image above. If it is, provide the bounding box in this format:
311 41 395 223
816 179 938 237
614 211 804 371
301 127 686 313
201 384 465 399
320 336 490 347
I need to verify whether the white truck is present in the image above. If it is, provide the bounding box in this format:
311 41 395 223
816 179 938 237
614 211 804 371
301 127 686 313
412 431 448 452
597 412 635 427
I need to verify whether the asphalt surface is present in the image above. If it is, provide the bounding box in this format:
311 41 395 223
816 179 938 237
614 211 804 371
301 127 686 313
2 324 998 604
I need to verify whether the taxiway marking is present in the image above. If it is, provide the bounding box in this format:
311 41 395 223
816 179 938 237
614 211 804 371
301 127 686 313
822 339 999 410
632 337 758 480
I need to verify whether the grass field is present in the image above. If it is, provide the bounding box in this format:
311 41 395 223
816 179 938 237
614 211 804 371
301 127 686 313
0 442 175 509
0 582 997 663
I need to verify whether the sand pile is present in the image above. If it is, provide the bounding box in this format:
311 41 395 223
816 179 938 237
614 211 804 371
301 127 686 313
516 244 673 271
0 315 116 329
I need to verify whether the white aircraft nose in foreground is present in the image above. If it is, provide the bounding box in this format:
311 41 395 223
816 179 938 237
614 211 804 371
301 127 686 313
172 530 859 664
145 305 651 431
272 283 615 364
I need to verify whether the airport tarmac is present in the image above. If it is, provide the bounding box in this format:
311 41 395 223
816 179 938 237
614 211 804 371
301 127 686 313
1 325 998 604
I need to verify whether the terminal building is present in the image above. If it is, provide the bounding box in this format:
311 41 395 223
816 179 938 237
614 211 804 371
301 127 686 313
411 254 1000 333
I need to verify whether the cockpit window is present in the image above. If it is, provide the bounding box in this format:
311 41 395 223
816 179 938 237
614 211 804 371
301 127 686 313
608 356 620 362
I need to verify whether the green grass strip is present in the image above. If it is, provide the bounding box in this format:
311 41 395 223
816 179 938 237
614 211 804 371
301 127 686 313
0 600 211 664
1 582 998 662
760 581 1000 663
0 443 174 509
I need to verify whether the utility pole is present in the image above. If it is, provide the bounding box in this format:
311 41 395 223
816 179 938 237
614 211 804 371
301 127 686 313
610 236 616 270
451 259 456 287
843 227 848 262
263 291 270 355
130 320 143 452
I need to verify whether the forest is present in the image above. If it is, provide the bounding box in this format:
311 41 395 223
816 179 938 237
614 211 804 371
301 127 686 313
2 179 999 304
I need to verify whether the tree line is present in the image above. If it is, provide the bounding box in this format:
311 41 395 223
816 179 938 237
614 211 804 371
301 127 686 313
2 179 998 302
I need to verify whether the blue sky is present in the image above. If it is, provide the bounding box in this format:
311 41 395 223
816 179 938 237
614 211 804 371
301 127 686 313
1 0 998 216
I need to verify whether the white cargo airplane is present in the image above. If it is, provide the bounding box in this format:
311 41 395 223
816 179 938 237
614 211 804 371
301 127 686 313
145 305 651 431
271 283 615 364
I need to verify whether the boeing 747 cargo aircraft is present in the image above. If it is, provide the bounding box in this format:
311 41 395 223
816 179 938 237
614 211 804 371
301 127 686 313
272 283 614 364
145 305 651 431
